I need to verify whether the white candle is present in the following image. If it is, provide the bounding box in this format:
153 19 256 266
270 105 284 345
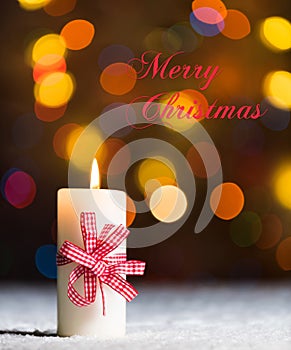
57 160 126 337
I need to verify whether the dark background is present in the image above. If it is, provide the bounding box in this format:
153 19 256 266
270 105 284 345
0 0 290 281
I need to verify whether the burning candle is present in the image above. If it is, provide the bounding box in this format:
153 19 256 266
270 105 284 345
57 159 127 337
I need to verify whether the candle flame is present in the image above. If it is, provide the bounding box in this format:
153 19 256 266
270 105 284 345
90 159 100 189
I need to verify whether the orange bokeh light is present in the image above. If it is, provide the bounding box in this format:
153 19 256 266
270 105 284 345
276 237 291 271
61 19 95 50
44 0 76 16
126 196 136 227
256 214 283 250
34 101 67 122
53 123 82 159
210 182 245 220
100 63 137 95
192 0 227 24
33 54 66 83
221 10 251 40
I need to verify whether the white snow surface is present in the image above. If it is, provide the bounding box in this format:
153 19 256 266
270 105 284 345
0 282 291 350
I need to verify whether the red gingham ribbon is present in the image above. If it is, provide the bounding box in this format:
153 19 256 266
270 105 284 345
57 212 146 315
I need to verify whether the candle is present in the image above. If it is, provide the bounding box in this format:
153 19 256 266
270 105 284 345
57 159 126 337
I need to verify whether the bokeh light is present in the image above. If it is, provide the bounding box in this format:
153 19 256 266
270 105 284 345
165 23 200 53
260 98 290 131
276 237 291 271
19 0 50 10
3 170 37 209
35 244 57 278
33 54 66 83
144 28 169 52
190 12 224 37
137 158 176 192
34 101 67 122
126 196 136 227
32 34 66 64
232 120 264 156
34 72 75 108
44 0 76 16
210 182 244 220
260 17 291 52
96 138 131 176
187 142 221 178
263 71 291 110
230 211 262 247
98 45 134 70
256 214 282 250
61 20 95 50
192 0 227 25
12 113 44 149
53 123 83 160
144 177 177 199
160 90 209 131
149 185 187 223
221 10 251 40
274 165 291 209
100 63 137 95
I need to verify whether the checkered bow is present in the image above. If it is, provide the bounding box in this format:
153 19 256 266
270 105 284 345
57 212 146 315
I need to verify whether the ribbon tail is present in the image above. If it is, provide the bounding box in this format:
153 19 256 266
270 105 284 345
100 274 139 302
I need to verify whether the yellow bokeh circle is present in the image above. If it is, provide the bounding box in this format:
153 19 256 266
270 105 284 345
34 72 75 108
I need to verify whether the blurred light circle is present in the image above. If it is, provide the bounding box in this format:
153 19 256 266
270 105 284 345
192 0 227 24
276 237 291 271
149 185 187 223
4 170 37 209
34 72 75 108
138 158 176 192
126 195 136 227
96 138 130 176
190 12 224 37
12 156 41 181
98 45 134 70
53 123 83 160
1 168 19 199
35 244 57 278
166 23 200 52
12 113 44 149
33 54 66 83
221 10 251 40
210 182 244 220
274 165 291 209
260 98 290 131
44 0 76 16
34 101 67 122
32 34 66 64
144 28 167 52
193 7 225 25
260 17 291 51
230 211 262 247
100 63 137 95
263 71 291 110
232 120 264 156
145 177 177 199
61 19 95 50
18 0 51 10
160 89 209 131
256 214 282 250
187 141 221 178
244 186 272 215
